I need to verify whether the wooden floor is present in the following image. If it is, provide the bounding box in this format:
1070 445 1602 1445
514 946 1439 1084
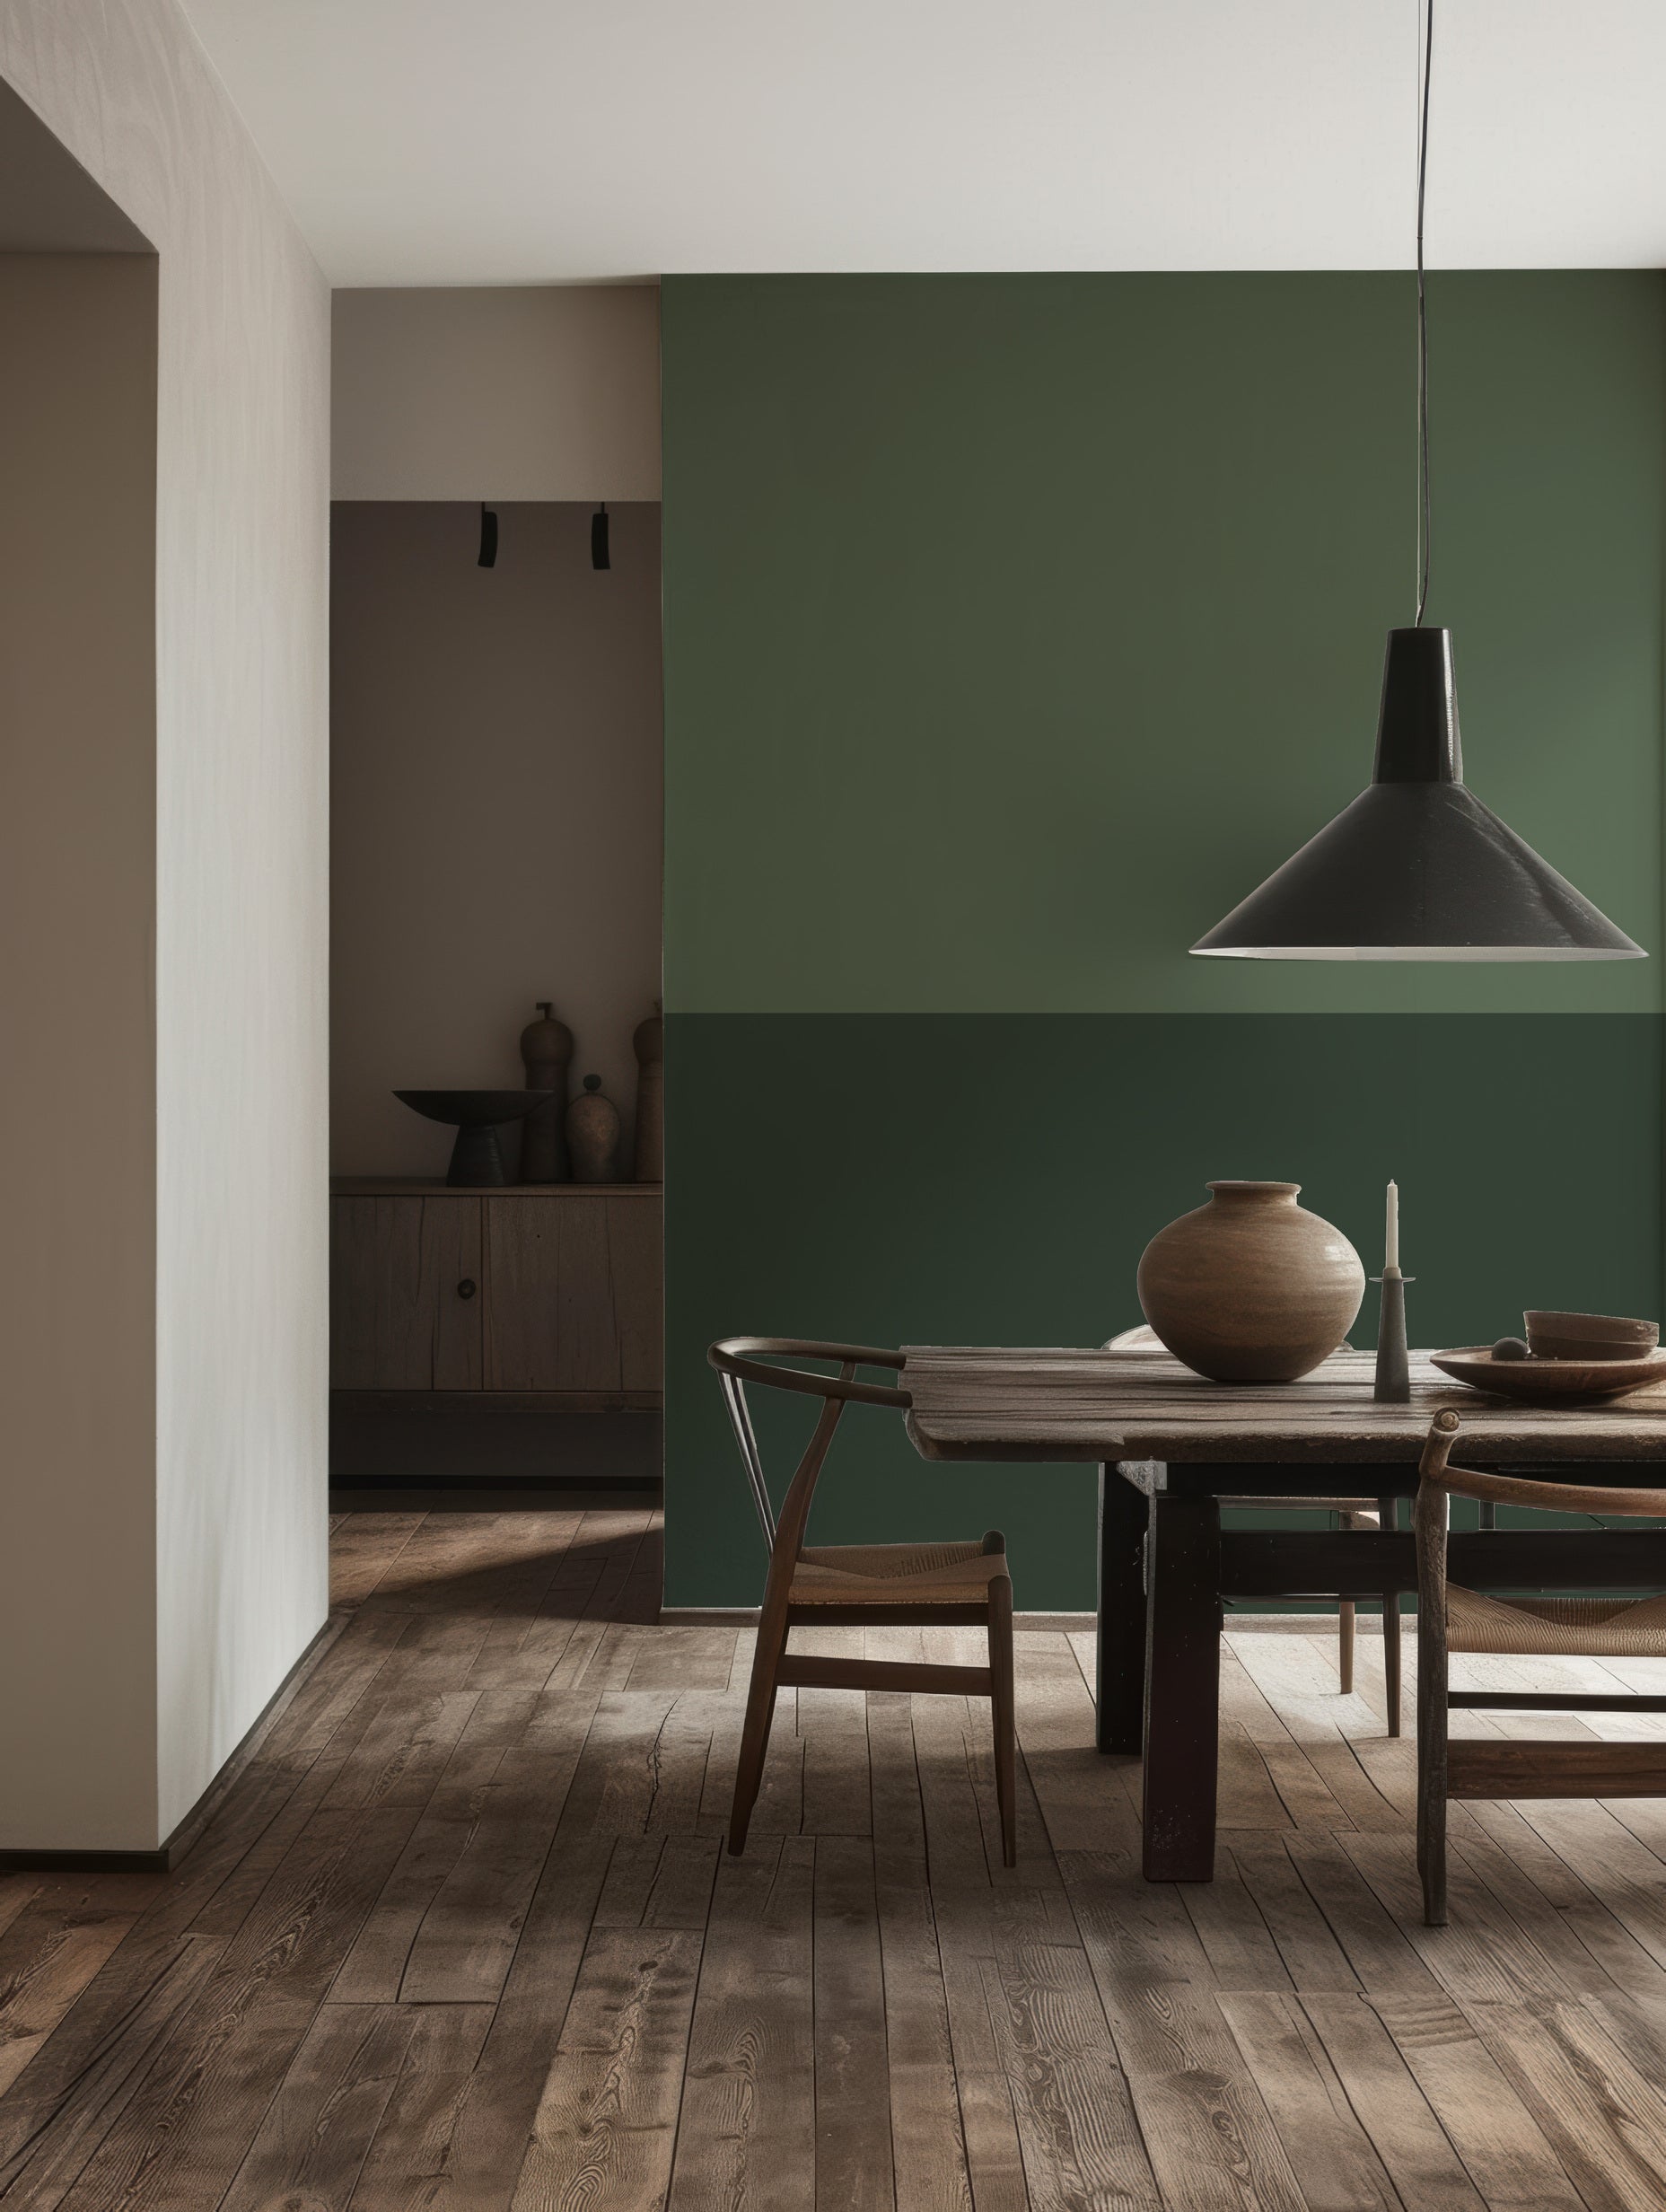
8 1514 1666 2210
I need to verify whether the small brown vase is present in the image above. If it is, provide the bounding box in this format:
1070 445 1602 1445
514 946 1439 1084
1136 1181 1363 1383
566 1075 621 1184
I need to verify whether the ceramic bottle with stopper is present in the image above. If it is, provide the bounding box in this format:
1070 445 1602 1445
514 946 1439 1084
518 1002 574 1181
633 1003 663 1181
566 1075 621 1183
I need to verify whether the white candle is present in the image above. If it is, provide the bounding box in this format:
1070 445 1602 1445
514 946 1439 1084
1385 1180 1399 1273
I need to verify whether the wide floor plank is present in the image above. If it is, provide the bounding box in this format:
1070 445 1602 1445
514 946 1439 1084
6 1515 1666 2211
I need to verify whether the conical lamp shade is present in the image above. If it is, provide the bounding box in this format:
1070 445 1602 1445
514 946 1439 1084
1191 629 1644 961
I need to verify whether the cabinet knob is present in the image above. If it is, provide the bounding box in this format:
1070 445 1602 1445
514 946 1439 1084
457 1278 477 1300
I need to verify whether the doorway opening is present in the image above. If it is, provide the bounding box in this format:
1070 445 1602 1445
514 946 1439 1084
327 498 663 1505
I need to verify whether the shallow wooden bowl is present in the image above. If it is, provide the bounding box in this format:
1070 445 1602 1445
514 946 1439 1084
1432 1347 1666 1402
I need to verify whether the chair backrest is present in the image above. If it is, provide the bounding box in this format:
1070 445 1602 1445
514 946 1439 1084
708 1338 910 1556
1418 1408 1666 1524
1416 1405 1666 1620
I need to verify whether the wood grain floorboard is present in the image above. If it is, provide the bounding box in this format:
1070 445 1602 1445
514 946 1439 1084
14 1520 1666 2207
812 1838 894 2211
668 1837 815 2211
511 1923 701 2212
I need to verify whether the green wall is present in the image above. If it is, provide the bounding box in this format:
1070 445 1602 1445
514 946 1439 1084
661 275 1666 1609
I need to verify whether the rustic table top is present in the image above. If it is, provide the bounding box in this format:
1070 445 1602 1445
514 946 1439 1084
900 1346 1666 1464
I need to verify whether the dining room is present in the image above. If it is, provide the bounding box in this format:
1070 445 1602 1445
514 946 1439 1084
649 8 1666 2200
13 1 1666 2208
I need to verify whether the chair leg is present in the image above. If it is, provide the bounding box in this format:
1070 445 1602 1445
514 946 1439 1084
1383 1596 1402 1737
1337 1600 1355 1695
988 1570 1017 1870
1416 1567 1449 1927
729 1611 788 1856
1417 1740 1447 1926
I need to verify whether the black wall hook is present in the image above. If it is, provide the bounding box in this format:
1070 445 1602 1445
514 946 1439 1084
591 503 610 572
478 503 498 568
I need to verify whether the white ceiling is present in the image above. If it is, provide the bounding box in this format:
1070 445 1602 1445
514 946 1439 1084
179 0 1666 285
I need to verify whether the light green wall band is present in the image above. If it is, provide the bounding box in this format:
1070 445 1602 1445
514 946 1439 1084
663 274 1663 1015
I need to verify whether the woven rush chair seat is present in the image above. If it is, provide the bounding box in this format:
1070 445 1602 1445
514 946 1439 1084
791 1538 1011 1603
1446 1585 1666 1657
1217 1497 1381 1518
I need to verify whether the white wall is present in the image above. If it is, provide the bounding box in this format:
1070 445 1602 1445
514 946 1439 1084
332 285 661 502
331 503 663 1175
0 1 330 1848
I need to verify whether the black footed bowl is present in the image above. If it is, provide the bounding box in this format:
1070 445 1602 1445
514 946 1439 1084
393 1090 547 1187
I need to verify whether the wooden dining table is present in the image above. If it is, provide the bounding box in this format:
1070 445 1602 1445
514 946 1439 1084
901 1344 1666 1880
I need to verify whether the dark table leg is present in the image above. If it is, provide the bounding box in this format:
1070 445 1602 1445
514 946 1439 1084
1096 1462 1152 1752
1142 1489 1222 1882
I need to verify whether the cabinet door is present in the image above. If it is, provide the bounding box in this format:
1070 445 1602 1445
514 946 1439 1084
330 1196 483 1389
609 1196 663 1392
484 1197 618 1391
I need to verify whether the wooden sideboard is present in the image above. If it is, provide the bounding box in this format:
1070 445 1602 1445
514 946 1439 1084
329 1180 662 1407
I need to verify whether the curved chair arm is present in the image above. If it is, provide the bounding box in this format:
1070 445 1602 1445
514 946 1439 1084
1420 1409 1666 1518
708 1337 911 1410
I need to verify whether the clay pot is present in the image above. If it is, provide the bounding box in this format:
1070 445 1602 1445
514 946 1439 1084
1136 1181 1363 1383
566 1075 621 1183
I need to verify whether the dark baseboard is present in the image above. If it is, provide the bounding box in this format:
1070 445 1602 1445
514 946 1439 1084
0 1610 347 1874
331 1476 659 1512
333 1390 662 1412
330 1398 662 1489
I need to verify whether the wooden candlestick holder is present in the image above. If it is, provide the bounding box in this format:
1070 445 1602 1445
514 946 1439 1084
1372 1269 1414 1402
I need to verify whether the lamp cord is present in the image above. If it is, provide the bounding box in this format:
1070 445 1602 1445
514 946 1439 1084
1414 0 1434 627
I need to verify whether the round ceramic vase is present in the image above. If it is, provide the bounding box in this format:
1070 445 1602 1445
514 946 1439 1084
1136 1181 1364 1384
566 1075 621 1183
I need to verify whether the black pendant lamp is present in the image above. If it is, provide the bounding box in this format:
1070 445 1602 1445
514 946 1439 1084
1191 2 1643 964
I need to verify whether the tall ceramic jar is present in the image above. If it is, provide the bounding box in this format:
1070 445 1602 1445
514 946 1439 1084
518 1001 574 1181
632 1006 663 1181
1136 1181 1363 1383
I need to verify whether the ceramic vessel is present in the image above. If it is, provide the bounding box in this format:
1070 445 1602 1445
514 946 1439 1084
1136 1181 1364 1383
393 1090 547 1188
518 1000 574 1182
1523 1310 1659 1361
632 1006 664 1181
566 1075 621 1183
1433 1347 1666 1402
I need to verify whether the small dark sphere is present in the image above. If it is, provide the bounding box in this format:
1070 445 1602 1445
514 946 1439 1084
1491 1335 1531 1361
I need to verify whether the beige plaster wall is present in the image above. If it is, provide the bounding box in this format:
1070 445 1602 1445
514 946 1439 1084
0 254 160 1848
330 502 663 1177
0 1 330 1848
332 285 661 502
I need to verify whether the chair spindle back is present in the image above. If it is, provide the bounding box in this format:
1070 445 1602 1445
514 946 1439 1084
708 1338 911 1561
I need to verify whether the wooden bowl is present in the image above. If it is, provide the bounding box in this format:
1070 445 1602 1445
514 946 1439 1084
1523 1310 1659 1362
1433 1346 1666 1402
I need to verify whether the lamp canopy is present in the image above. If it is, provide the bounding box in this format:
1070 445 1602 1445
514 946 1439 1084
1190 628 1644 963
